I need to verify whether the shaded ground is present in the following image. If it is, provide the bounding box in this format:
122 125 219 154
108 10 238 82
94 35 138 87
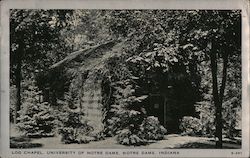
10 137 43 148
177 141 240 149
29 134 207 149
10 134 241 149
10 124 241 149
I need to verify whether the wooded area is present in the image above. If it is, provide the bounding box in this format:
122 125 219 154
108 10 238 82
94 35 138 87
10 10 241 148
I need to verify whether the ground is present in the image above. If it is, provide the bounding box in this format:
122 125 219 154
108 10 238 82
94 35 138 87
10 124 240 149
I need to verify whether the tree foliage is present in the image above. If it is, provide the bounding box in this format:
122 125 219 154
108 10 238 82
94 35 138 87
10 10 241 147
10 9 72 123
16 80 55 137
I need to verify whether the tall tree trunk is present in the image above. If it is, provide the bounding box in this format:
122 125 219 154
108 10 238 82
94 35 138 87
210 42 229 148
210 48 223 148
219 54 228 105
217 53 229 147
13 41 24 124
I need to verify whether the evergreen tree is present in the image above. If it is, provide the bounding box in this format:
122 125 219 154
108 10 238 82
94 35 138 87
17 80 55 137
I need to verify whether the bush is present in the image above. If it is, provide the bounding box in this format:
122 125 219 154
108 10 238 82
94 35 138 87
58 127 93 144
104 116 122 136
117 116 167 146
185 100 240 138
180 99 240 138
58 111 94 144
140 116 167 140
195 101 215 137
222 97 241 138
104 108 144 136
88 132 105 141
179 116 202 136
117 129 146 146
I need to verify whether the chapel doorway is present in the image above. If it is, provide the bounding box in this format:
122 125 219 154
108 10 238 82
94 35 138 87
147 94 165 126
146 94 180 134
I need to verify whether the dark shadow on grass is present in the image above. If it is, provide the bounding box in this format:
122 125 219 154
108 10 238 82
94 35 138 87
10 137 43 148
174 141 240 149
209 139 241 145
175 142 217 149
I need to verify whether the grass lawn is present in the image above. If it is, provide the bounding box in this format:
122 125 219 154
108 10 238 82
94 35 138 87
10 123 241 149
10 134 241 149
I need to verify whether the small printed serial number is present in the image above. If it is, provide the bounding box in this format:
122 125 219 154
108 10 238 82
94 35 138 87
231 151 242 155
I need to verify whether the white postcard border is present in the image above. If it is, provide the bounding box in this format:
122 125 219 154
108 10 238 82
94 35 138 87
1 0 249 158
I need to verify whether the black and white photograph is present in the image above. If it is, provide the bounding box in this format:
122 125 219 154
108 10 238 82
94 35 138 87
1 0 249 157
8 9 242 148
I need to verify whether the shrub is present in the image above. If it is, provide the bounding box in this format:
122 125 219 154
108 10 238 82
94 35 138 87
222 97 241 138
58 127 93 144
140 116 167 140
58 111 94 144
117 129 146 146
104 116 122 136
117 116 167 146
88 132 105 141
104 108 144 136
195 101 215 137
180 99 240 138
191 100 240 138
179 116 202 136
